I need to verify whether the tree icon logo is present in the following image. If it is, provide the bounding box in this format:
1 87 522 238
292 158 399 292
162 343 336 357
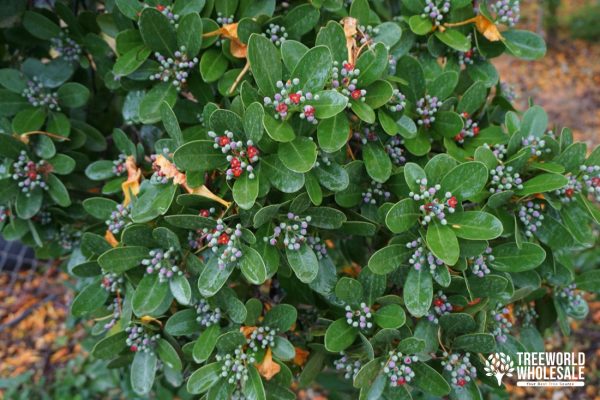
484 352 515 386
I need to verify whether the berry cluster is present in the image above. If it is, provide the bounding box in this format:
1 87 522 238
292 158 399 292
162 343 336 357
518 201 544 237
522 135 550 156
103 298 121 331
208 130 259 180
334 353 362 380
112 153 127 176
352 125 378 145
156 4 180 27
264 23 288 46
216 346 255 385
357 24 378 45
101 271 123 293
265 213 311 251
150 47 198 90
150 153 172 184
514 303 538 327
468 247 494 277
22 78 60 110
50 32 82 63
125 325 159 353
441 353 477 388
331 61 367 103
458 42 479 67
407 238 445 272
416 95 442 127
385 136 406 165
581 165 600 202
344 303 374 331
12 151 49 195
454 113 480 143
205 220 244 269
387 89 407 113
106 204 131 235
484 143 508 160
382 351 418 387
427 290 453 323
57 227 81 251
247 326 278 352
490 305 512 343
491 0 521 27
263 79 318 124
489 165 523 193
33 210 51 225
314 150 333 168
422 0 451 26
557 284 585 314
409 179 457 226
196 298 222 328
555 174 582 203
307 235 328 259
141 247 183 282
362 180 391 205
216 12 234 25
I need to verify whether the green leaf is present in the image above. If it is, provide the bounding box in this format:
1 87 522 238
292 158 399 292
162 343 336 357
355 43 388 86
49 154 75 175
315 21 347 65
458 82 488 115
335 277 363 305
491 242 546 272
429 71 458 100
434 29 471 52
47 173 71 207
503 30 546 60
263 113 295 142
281 40 309 71
12 108 46 134
409 15 433 35
308 90 348 119
317 112 349 152
349 0 371 24
200 48 228 82
441 161 488 199
278 136 317 173
432 111 464 138
283 4 320 37
139 8 177 55
411 362 451 397
244 102 264 143
174 140 226 171
57 82 90 108
364 80 394 109
304 207 346 229
248 34 281 96
427 222 459 265
291 46 332 93
264 304 298 331
314 163 350 191
71 279 109 317
193 324 220 363
453 333 496 353
404 267 433 317
385 199 419 233
350 99 376 123
16 189 43 219
363 142 392 183
169 275 192 305
198 256 235 297
187 362 221 394
83 197 118 220
368 244 411 274
98 246 148 273
165 309 201 336
243 366 266 400
324 318 358 352
139 83 178 124
285 243 319 283
239 245 267 285
177 13 203 57
515 173 568 196
233 173 259 210
160 102 183 147
132 273 171 317
261 155 305 193
446 211 503 240
92 331 127 359
374 304 406 329
23 11 61 39
131 351 158 395
157 338 182 371
131 183 178 223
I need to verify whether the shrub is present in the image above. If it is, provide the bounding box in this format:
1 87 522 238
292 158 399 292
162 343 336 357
0 0 598 398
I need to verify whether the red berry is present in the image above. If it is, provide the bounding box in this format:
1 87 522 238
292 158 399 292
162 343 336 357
448 196 458 209
233 168 243 177
219 136 230 147
424 202 434 212
465 49 473 58
454 133 464 142
592 177 600 187
247 145 259 159
461 112 469 118
289 93 301 104
230 157 241 168
303 106 315 117
156 4 165 11
351 89 362 100
458 378 467 387
218 233 230 245
200 209 210 217
434 298 444 307
397 377 406 385
565 188 574 198
28 171 38 179
276 103 288 113
343 62 354 71
473 126 480 135
130 345 138 352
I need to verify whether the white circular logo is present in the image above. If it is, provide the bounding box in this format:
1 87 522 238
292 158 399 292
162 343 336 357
484 352 515 386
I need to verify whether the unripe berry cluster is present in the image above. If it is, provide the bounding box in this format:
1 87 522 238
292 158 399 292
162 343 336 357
490 305 512 343
580 165 600 202
334 353 362 380
307 235 328 259
216 12 234 25
125 324 159 353
264 23 287 46
441 353 477 388
522 135 550 156
422 0 451 26
557 284 585 314
50 32 82 63
410 179 457 226
357 25 379 45
427 290 453 323
247 326 277 352
208 130 259 180
352 125 378 145
382 351 418 387
216 346 255 385
112 153 127 176
314 150 333 168
150 153 172 184
514 303 538 327
33 210 51 225
555 174 582 203
103 298 121 331
141 247 182 282
387 89 406 113
491 0 521 27
22 78 60 110
468 247 494 277
58 227 81 250
265 212 311 251
344 303 373 331
196 298 222 327
416 95 442 127
263 79 318 124
489 165 523 193
458 41 478 66
385 136 406 165
454 112 480 143
205 220 244 269
407 238 445 272
362 180 391 205
518 201 544 237
150 47 198 90
101 271 123 293
12 151 48 195
484 143 508 160
106 204 130 235
155 4 180 27
331 61 367 103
